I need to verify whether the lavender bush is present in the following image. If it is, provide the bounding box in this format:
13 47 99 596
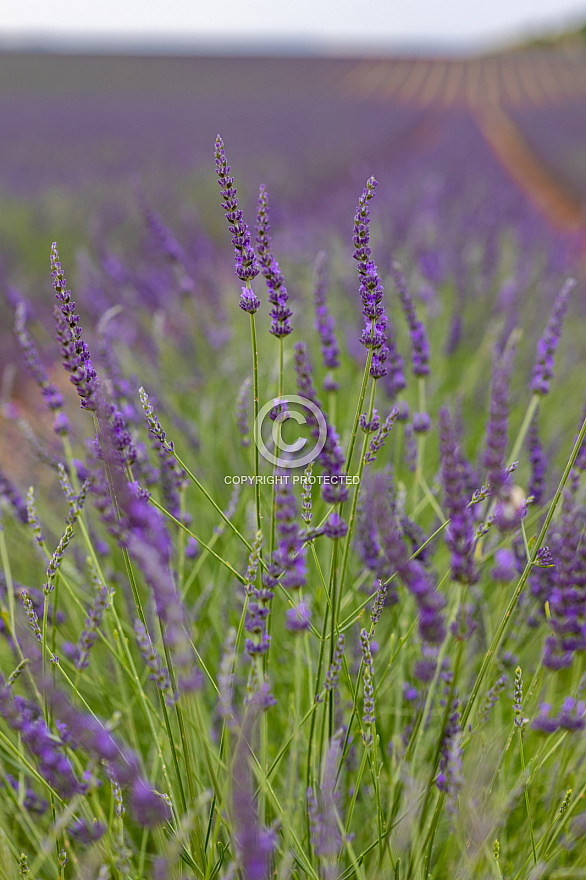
0 131 585 880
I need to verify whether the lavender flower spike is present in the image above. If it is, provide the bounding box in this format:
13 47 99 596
256 184 292 336
530 278 575 396
313 251 340 391
439 408 478 586
360 628 375 746
14 300 69 436
353 177 389 380
134 621 171 692
391 261 430 377
51 242 99 411
484 345 516 496
365 408 399 465
75 566 109 671
214 134 259 284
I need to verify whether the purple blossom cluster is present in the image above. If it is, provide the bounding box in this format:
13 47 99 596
256 185 292 337
0 685 81 799
532 698 586 734
352 178 390 380
214 135 259 286
530 278 575 395
543 491 586 671
390 261 430 377
294 342 349 517
439 409 478 585
51 243 100 411
307 733 343 873
313 251 340 391
14 300 69 436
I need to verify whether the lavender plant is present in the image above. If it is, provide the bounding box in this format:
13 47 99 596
0 131 585 880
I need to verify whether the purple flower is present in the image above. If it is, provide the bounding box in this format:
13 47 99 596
390 261 430 377
531 702 559 735
543 491 586 670
68 818 106 844
134 621 171 693
318 634 345 703
307 733 343 867
323 511 348 540
256 185 292 337
232 714 276 879
293 342 349 506
353 177 390 380
0 469 28 524
370 579 387 626
75 572 108 671
360 629 375 745
214 134 259 283
478 675 506 725
14 300 69 436
557 697 586 732
437 691 462 812
286 600 312 634
530 278 575 395
439 408 478 585
0 686 81 799
313 251 340 390
484 345 516 497
491 548 517 582
51 243 100 411
413 412 431 434
528 416 548 506
365 408 399 465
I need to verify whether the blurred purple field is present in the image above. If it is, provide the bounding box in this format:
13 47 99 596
1 46 586 459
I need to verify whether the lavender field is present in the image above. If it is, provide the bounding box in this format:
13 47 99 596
1 45 586 880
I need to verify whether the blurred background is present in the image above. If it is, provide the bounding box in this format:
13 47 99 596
1 0 586 468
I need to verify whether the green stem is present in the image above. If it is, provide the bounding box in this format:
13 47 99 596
517 726 537 865
462 413 586 730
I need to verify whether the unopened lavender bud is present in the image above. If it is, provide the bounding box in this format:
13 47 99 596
513 666 525 728
370 579 387 626
360 409 380 433
413 412 431 434
360 628 375 746
560 789 572 815
317 633 345 702
6 659 29 688
301 462 313 526
26 487 44 546
244 530 263 595
365 408 399 465
21 590 42 643
134 621 171 692
139 387 173 453
44 523 74 595
530 278 575 395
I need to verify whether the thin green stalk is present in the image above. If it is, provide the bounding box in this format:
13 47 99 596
171 447 258 559
336 379 376 624
411 377 428 510
249 311 262 539
149 495 246 584
345 346 374 475
461 412 586 730
517 725 537 866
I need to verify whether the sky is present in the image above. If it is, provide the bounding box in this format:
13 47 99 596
0 0 585 53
